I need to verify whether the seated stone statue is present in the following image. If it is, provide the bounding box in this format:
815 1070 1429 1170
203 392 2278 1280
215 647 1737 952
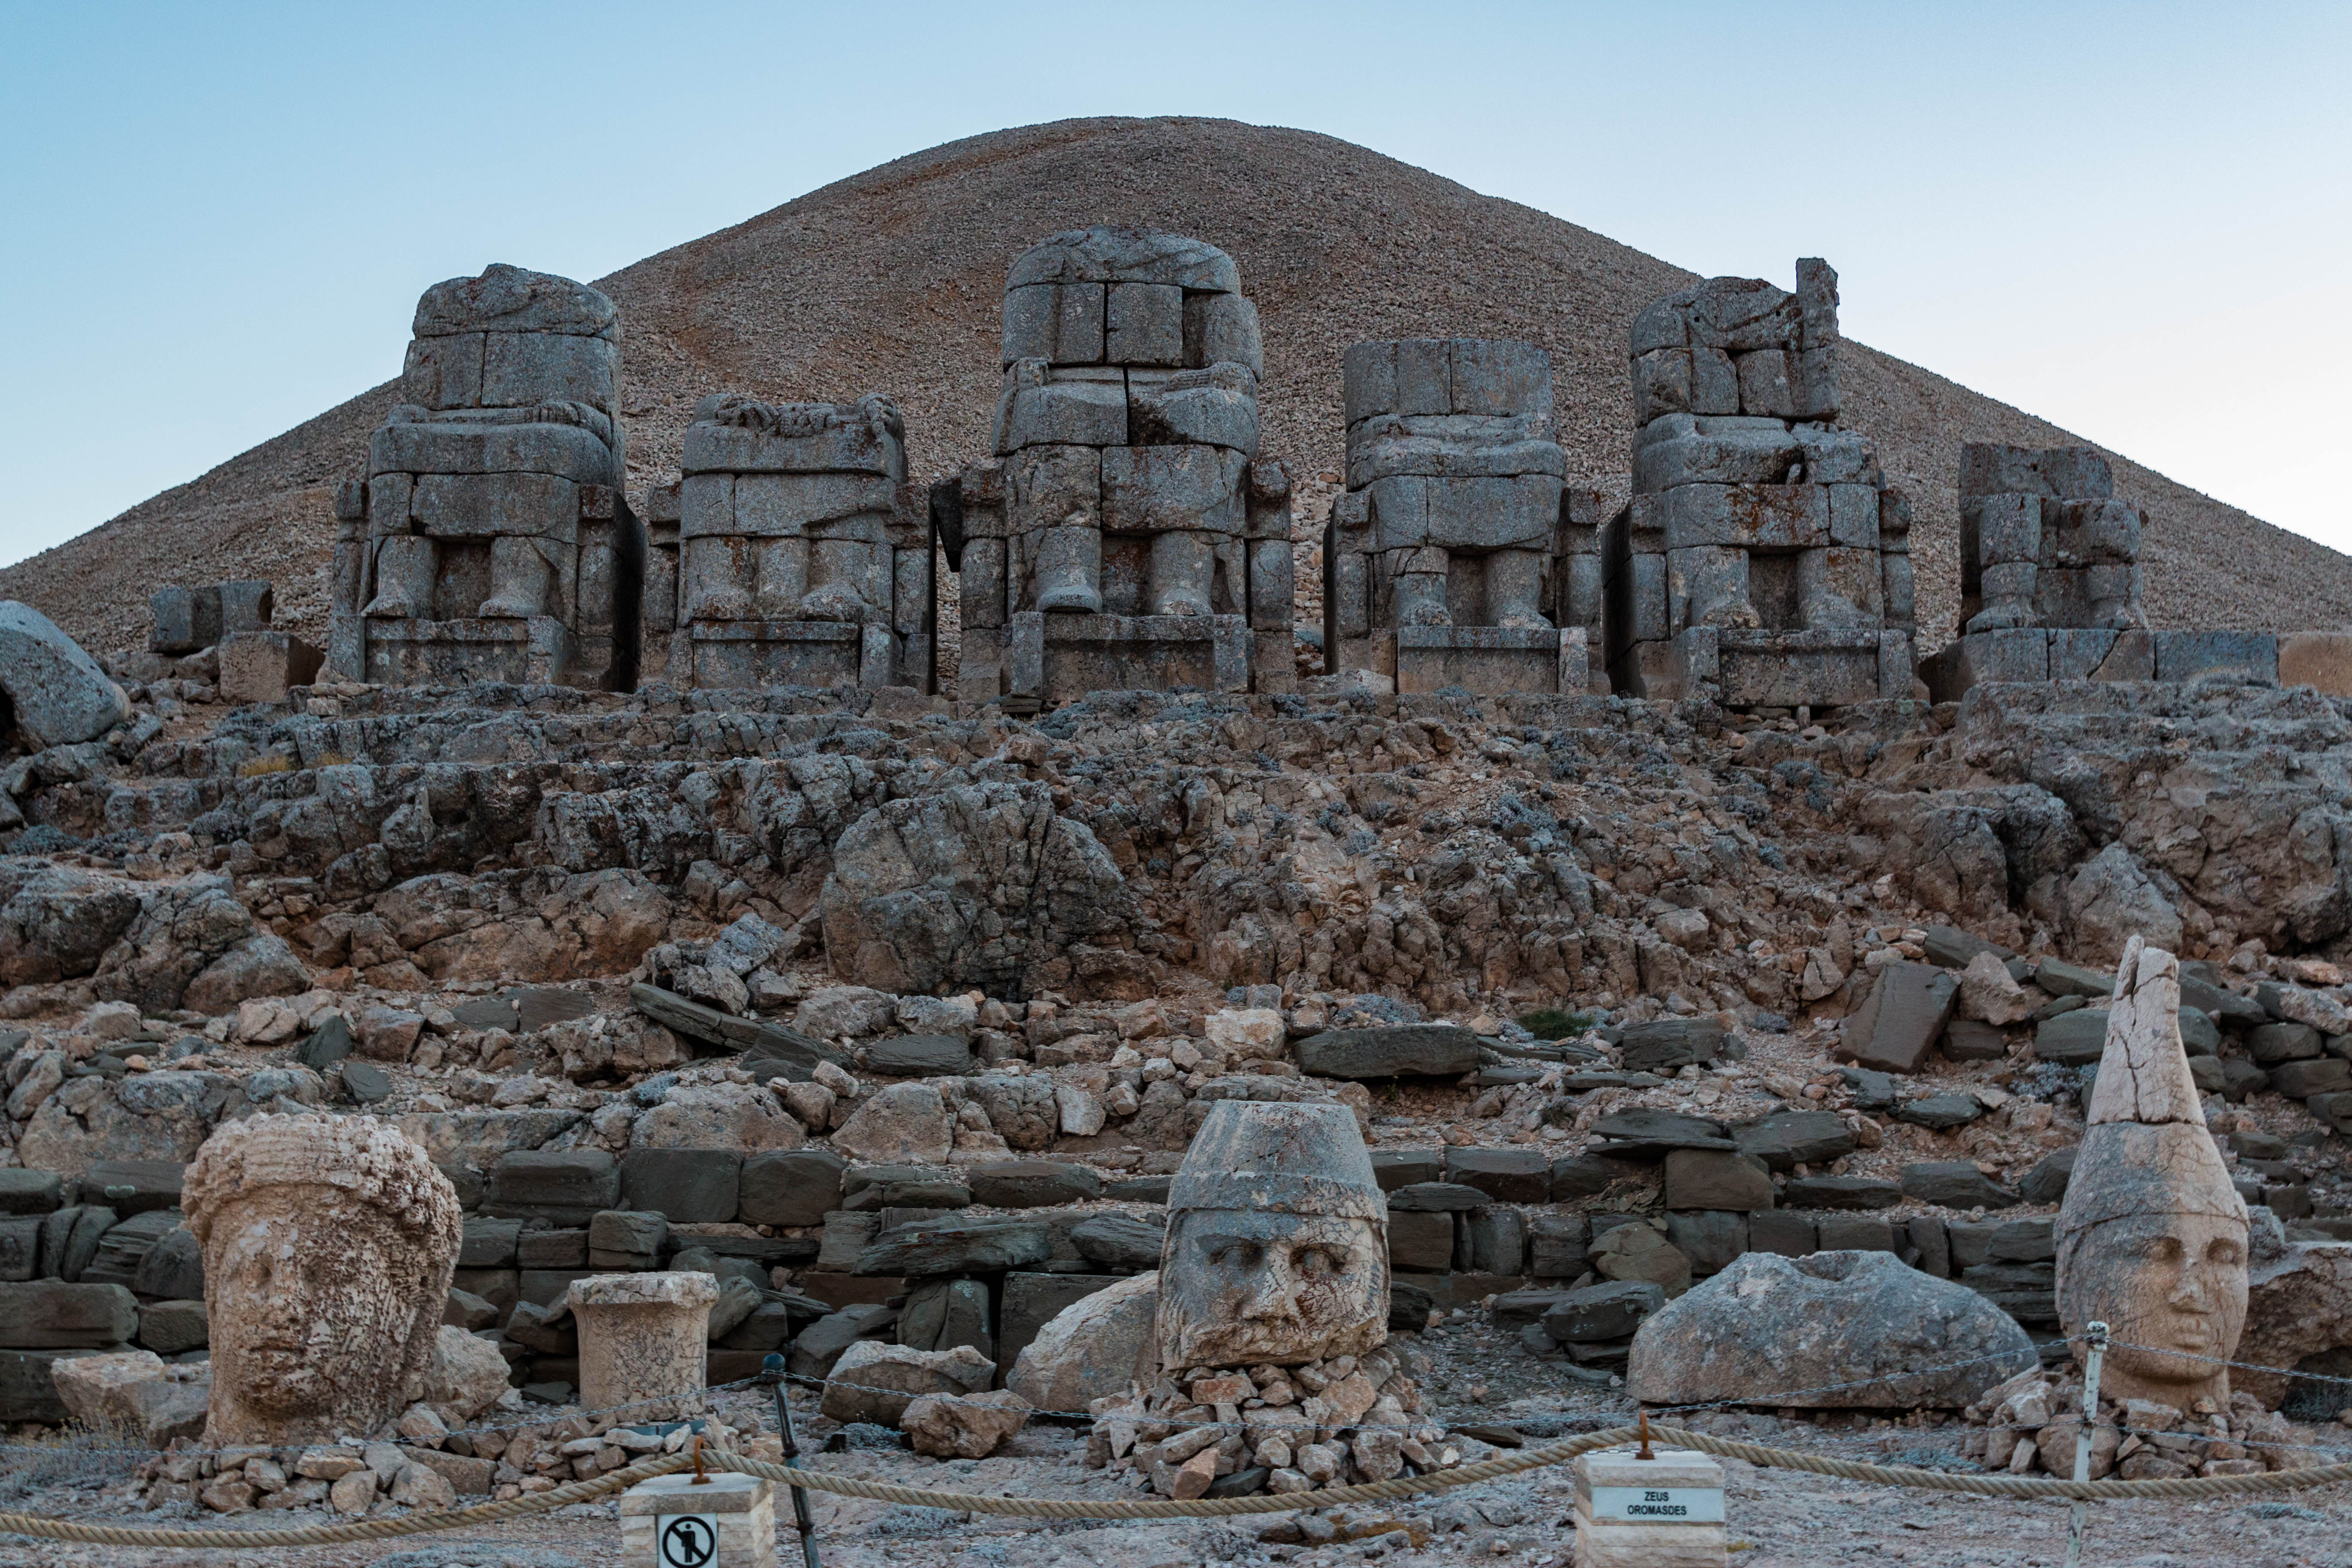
2056 937 2250 1409
1156 1100 1389 1369
183 1112 463 1444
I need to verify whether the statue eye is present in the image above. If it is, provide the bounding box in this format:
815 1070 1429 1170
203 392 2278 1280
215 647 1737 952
1211 1241 1263 1268
1292 1247 1341 1277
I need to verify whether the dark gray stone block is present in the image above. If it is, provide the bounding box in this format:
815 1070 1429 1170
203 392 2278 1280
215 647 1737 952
0 1280 138 1348
486 1150 619 1225
1616 1018 1726 1073
1747 1210 1817 1258
1836 962 1959 1074
855 1217 1051 1277
1663 1210 1747 1274
1443 1147 1551 1202
1387 1210 1454 1273
1540 1280 1665 1344
1588 1109 1735 1159
866 1035 974 1076
2034 1008 2110 1066
0 1172 62 1217
1730 1110 1855 1172
968 1161 1101 1209
1895 1093 1984 1130
80 1160 184 1217
619 1148 741 1224
1780 1176 1902 1210
1370 1150 1444 1190
2018 1149 2076 1205
1295 1025 1481 1079
1069 1213 1163 1271
1386 1182 1490 1212
1899 1161 2017 1210
1816 1216 1896 1253
739 1149 847 1228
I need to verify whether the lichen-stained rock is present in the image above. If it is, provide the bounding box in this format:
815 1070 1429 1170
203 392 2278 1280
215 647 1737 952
830 1082 954 1164
0 600 129 749
628 1083 803 1152
819 781 1135 996
371 867 670 982
0 858 143 986
91 875 275 1014
819 1340 993 1426
1627 1250 2037 1408
18 1072 243 1178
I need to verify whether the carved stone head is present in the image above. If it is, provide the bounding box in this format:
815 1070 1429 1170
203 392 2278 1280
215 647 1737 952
184 1113 462 1444
1156 1101 1388 1369
2055 937 2250 1409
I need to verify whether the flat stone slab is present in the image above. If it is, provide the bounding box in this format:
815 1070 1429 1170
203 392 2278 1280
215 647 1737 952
854 1217 1052 1277
1540 1280 1666 1344
1615 1018 1726 1073
1778 1176 1902 1211
1385 1182 1492 1213
1587 1109 1735 1159
1899 1161 2017 1210
1730 1111 1855 1171
2034 1008 2110 1066
867 1034 974 1075
1294 1024 1482 1079
1836 961 1959 1074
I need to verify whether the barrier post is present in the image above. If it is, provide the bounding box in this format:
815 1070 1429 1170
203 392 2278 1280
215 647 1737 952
763 1352 823 1568
2065 1321 2110 1568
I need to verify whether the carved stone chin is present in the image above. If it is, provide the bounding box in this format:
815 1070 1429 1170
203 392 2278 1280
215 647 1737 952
184 1114 461 1446
1154 1100 1389 1372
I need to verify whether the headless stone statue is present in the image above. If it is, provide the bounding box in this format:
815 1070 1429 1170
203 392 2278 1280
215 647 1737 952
1156 1100 1389 1369
183 1113 462 1444
2055 937 2250 1409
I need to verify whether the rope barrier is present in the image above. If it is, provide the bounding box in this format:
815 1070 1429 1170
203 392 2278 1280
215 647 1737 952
13 1418 2352 1545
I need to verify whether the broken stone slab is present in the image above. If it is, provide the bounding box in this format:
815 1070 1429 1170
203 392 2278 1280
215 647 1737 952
1900 1161 2018 1210
866 1034 975 1076
2035 958 2116 999
1626 1250 2037 1408
1586 1109 1735 1159
1779 1176 1902 1211
0 601 130 749
0 1280 140 1349
1005 1271 1158 1412
1895 1093 1985 1130
1293 1024 1481 1079
1835 961 1959 1074
820 1339 993 1426
1922 926 2016 971
854 1217 1052 1277
902 1387 1034 1458
1661 1150 1774 1212
2034 1008 2110 1066
1540 1280 1666 1344
1068 1213 1164 1270
2019 1149 2077 1204
967 1161 1101 1209
1730 1110 1856 1172
842 1165 971 1212
1549 1153 1646 1201
1370 1150 1446 1189
2267 1057 2352 1098
1614 1018 1726 1073
1384 1182 1491 1212
1442 1146 1552 1201
1942 1020 2009 1061
50 1349 209 1446
627 983 846 1080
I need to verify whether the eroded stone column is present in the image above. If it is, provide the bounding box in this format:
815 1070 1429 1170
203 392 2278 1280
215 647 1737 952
570 1271 718 1419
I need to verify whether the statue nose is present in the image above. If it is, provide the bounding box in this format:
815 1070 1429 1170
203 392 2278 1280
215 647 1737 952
1241 1264 1302 1320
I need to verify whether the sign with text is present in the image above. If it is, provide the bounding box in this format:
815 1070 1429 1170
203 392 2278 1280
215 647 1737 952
1587 1485 1726 1523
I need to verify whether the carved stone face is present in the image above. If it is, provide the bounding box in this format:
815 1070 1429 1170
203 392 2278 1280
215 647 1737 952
2067 1210 2248 1407
1156 1209 1387 1369
205 1183 441 1441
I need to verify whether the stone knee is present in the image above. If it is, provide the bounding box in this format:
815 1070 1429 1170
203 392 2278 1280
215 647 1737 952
1796 547 1866 629
753 537 809 619
1147 530 1217 617
481 535 554 619
1034 524 1102 614
802 537 879 623
363 536 435 619
1483 549 1552 630
683 536 753 622
1670 546 1756 631
1967 561 2038 634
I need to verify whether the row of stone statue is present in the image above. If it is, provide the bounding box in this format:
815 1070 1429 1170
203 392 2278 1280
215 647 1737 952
324 233 2144 711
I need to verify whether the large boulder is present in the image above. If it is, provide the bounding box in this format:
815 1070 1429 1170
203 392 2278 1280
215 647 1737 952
901 1388 1034 1458
1294 1025 1480 1080
92 876 305 1015
1627 1250 2036 1408
830 1083 954 1164
630 1084 802 1152
372 868 671 982
0 601 129 749
1007 1271 1160 1411
0 859 142 986
2063 844 2184 966
818 782 1134 995
49 1349 208 1446
17 1072 243 1178
2237 1240 2352 1408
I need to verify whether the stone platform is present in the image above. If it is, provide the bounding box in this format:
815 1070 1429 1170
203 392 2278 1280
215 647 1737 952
1335 626 1591 695
1618 627 1914 709
1004 610 1250 707
1923 628 2352 702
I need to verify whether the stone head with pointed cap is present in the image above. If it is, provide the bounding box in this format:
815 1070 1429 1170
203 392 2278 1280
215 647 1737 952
2055 936 2250 1409
1156 1100 1390 1369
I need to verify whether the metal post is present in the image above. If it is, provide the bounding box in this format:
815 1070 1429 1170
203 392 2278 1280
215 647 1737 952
2066 1321 2109 1568
764 1353 822 1568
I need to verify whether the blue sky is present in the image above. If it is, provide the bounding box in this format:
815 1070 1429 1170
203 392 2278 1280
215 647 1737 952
3 2 2346 569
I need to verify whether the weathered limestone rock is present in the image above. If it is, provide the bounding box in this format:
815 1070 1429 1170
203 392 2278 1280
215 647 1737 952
50 1349 209 1446
1835 960 1958 1074
819 782 1135 996
334 264 631 689
1293 1024 1481 1079
1602 261 1916 708
2239 1241 2352 1408
949 227 1293 703
0 601 129 747
1628 1250 2037 1408
1155 1101 1388 1369
647 393 930 690
829 1082 955 1164
183 1114 463 1445
405 1323 511 1423
1007 1270 1160 1410
1326 339 1596 693
901 1387 1034 1458
820 1339 993 1426
568 1271 716 1419
2056 937 2249 1408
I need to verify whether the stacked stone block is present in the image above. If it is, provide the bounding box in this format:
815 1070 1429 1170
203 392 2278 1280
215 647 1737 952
149 582 273 656
1958 444 2144 635
640 394 929 691
1324 339 1596 693
951 227 1293 707
331 264 637 689
1602 260 1916 708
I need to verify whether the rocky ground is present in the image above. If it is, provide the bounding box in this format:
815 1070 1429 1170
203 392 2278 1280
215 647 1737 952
16 659 2352 1561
